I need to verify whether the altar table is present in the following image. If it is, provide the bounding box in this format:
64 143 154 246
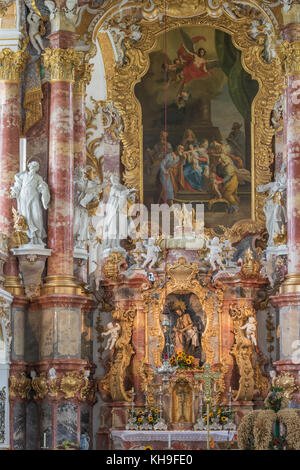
110 430 237 450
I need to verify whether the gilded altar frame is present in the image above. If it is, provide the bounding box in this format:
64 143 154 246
91 0 283 228
142 257 224 368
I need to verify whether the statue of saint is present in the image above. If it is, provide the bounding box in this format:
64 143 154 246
73 166 100 249
10 161 50 246
172 300 200 354
101 174 136 253
257 163 287 246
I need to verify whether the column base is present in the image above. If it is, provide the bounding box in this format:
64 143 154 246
280 273 300 294
41 275 85 296
4 275 25 296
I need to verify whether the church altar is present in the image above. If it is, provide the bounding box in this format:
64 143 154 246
110 430 237 450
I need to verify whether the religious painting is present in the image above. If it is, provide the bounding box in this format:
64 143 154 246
135 26 258 228
161 293 206 364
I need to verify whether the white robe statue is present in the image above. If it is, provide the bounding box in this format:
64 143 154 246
101 175 135 253
10 161 50 246
73 166 100 249
257 164 287 247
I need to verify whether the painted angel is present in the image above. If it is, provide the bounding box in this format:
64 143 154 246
175 28 220 95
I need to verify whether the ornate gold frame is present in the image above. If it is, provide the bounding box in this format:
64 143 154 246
93 4 283 226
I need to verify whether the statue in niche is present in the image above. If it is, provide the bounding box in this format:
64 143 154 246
9 161 50 246
73 166 100 249
162 295 205 363
257 163 287 247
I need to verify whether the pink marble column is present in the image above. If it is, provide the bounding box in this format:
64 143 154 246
271 22 300 398
0 50 26 294
74 82 88 284
42 47 83 292
73 87 86 169
47 79 74 278
285 73 300 278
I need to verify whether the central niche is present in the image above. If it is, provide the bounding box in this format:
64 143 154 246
161 293 206 365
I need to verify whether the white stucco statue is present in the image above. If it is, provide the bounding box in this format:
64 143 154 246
257 164 287 247
10 161 50 246
101 174 136 253
141 238 161 270
101 322 121 351
206 236 225 271
240 316 257 350
27 10 45 55
73 166 100 249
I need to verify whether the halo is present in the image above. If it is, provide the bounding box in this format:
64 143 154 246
26 156 42 168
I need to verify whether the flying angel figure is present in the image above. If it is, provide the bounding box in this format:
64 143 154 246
176 28 220 96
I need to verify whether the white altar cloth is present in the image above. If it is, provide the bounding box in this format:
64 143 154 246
111 430 236 442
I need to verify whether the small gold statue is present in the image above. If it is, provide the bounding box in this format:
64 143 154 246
241 248 260 278
273 225 287 246
11 208 29 247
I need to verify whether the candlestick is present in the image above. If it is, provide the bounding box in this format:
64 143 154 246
43 432 46 448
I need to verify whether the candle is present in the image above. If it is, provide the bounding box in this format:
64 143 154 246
200 383 203 392
145 384 148 392
229 386 232 393
214 382 216 392
43 432 46 448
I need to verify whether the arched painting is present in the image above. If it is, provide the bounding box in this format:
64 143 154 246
135 26 258 228
161 293 206 364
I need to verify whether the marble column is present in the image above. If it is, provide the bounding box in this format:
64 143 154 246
32 45 97 449
42 47 83 295
272 11 300 398
0 49 26 295
73 64 92 285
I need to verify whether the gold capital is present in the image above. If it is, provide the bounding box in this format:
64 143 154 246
0 48 28 82
42 48 83 82
278 40 300 76
74 61 94 95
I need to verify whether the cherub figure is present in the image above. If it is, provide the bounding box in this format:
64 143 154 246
141 238 161 270
27 10 45 55
240 316 258 352
101 322 121 351
206 236 225 271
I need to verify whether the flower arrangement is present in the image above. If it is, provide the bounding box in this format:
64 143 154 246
54 441 79 450
215 407 234 426
130 408 159 427
201 407 234 427
264 386 289 412
169 350 195 369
